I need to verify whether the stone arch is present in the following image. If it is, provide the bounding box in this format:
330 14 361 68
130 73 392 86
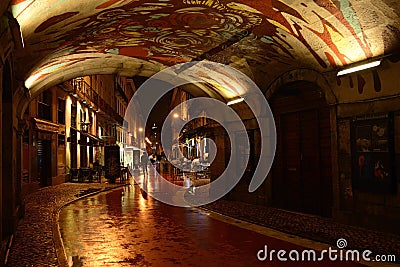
14 88 30 121
266 68 336 216
265 68 337 105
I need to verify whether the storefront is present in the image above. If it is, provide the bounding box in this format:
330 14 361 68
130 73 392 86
32 118 60 186
124 146 141 169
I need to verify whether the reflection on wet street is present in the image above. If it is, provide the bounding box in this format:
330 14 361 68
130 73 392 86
59 172 366 267
59 185 267 266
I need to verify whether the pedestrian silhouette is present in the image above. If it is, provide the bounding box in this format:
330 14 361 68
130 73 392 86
140 152 149 175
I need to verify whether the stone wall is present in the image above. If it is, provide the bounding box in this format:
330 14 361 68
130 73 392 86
227 58 400 234
0 7 23 266
333 58 400 234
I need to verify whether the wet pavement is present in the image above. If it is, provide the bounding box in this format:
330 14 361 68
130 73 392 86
6 167 400 266
59 184 367 267
6 183 124 267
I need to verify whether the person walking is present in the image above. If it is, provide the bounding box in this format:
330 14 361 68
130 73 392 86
140 152 149 175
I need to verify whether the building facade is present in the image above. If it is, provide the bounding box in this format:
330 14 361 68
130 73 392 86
20 74 138 192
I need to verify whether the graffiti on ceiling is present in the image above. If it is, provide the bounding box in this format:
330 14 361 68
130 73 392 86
10 0 400 91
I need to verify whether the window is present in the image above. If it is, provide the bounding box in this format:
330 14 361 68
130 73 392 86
38 91 52 121
71 104 77 128
80 109 86 122
58 98 65 124
89 113 93 133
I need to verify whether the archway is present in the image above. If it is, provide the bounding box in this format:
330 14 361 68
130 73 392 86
270 80 333 216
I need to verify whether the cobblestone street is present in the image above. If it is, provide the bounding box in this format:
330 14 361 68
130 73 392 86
5 176 400 266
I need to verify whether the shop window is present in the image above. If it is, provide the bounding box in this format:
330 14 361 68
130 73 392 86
351 113 396 194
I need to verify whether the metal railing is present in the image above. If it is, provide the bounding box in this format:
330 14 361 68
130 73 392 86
67 78 124 125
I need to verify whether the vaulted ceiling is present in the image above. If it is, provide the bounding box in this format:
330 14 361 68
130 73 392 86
10 0 400 96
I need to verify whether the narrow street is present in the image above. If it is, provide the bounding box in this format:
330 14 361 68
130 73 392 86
58 172 367 267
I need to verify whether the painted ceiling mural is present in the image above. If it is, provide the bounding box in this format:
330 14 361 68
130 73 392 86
10 0 400 93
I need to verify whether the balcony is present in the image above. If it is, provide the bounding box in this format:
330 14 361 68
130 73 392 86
66 78 124 126
115 80 129 104
70 78 99 107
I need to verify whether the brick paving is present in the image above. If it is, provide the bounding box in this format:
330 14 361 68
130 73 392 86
6 181 400 266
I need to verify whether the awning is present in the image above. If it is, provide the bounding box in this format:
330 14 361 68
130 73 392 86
68 126 104 146
33 118 59 133
80 131 103 146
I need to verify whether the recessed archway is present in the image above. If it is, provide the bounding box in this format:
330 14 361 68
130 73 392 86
270 80 333 216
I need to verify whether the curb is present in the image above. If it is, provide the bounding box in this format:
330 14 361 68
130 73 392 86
52 184 128 267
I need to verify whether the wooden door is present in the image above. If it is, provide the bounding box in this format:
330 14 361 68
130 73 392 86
271 81 332 216
280 110 322 214
299 109 321 215
281 113 302 211
37 139 52 187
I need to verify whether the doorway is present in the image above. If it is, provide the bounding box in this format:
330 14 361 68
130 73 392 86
271 81 332 216
37 139 52 187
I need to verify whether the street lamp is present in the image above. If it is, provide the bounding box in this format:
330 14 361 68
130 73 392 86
80 121 91 133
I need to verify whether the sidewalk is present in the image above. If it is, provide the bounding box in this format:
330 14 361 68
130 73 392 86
6 181 400 266
6 183 123 267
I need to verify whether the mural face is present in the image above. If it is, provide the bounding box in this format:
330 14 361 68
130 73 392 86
10 0 400 91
